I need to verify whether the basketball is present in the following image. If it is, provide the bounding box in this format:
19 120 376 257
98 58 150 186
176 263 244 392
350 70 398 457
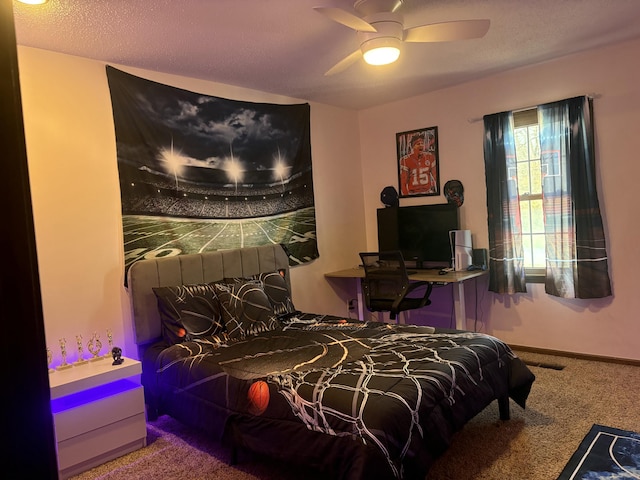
248 380 270 416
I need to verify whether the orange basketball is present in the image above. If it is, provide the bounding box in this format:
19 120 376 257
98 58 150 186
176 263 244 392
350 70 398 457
248 380 270 416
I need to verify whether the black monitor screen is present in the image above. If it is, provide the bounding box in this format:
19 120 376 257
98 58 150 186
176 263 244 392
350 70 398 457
377 204 459 268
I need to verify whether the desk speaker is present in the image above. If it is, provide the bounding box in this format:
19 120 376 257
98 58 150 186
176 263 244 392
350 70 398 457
472 248 488 270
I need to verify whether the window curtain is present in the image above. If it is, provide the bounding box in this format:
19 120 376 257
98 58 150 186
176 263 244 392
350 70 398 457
483 96 611 298
538 96 611 298
483 112 527 294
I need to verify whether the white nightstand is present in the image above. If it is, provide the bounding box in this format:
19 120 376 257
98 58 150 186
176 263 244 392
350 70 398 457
49 357 147 479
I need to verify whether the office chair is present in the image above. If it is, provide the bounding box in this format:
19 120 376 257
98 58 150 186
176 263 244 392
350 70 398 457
359 251 433 323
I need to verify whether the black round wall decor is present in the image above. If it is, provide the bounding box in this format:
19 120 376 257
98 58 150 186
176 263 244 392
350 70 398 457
380 186 399 207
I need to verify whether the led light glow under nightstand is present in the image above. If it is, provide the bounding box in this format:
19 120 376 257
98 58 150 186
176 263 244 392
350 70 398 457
50 378 140 414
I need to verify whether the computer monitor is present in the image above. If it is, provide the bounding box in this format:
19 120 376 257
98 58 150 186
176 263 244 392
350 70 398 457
377 204 460 268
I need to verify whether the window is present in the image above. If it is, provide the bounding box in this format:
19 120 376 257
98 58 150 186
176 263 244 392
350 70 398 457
483 96 610 297
513 109 545 279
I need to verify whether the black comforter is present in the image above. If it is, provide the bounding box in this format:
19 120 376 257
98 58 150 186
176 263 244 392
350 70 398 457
143 316 534 479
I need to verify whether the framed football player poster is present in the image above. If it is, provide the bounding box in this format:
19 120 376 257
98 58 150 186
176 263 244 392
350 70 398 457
396 126 440 198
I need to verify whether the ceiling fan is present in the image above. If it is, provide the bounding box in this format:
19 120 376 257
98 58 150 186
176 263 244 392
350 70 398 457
314 0 490 75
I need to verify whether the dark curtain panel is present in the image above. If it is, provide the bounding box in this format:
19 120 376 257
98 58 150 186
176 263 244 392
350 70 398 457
538 96 611 298
483 112 527 294
1 0 59 476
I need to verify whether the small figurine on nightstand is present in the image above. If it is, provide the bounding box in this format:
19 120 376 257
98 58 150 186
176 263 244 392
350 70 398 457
87 331 103 361
111 346 124 366
74 334 88 365
57 337 72 371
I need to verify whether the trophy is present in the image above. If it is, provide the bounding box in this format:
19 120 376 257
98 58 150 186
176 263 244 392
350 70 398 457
87 331 104 361
74 334 88 365
47 347 54 373
104 328 114 357
56 338 72 370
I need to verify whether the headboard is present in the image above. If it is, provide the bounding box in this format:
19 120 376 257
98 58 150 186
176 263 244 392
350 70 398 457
127 244 291 348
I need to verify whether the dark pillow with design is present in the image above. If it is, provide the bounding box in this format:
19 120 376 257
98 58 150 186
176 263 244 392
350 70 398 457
153 283 225 345
214 280 280 340
253 270 296 316
225 270 296 317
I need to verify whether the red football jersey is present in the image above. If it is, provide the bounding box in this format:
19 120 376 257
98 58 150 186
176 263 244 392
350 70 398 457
400 151 437 195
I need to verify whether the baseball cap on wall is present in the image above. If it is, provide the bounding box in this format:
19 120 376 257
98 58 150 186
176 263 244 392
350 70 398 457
444 180 464 207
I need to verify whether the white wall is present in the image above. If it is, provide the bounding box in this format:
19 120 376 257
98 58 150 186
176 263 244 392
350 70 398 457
358 37 640 361
18 46 366 363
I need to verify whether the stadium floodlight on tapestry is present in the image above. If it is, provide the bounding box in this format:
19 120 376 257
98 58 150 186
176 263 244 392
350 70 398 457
105 66 318 282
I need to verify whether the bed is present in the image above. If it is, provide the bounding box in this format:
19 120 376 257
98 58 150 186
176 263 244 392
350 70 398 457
128 244 535 480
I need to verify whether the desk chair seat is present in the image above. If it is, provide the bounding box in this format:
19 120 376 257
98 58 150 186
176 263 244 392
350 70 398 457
359 251 433 322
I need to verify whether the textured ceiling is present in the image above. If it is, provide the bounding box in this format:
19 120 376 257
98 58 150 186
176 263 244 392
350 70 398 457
12 0 640 110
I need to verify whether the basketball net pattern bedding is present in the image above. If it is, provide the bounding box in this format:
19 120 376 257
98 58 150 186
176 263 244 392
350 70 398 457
146 317 534 479
129 246 534 480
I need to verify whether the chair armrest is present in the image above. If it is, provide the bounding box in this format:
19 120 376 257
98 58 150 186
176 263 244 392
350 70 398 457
406 281 432 295
391 281 433 312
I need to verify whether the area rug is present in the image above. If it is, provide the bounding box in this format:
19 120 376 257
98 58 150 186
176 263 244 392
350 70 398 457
557 424 640 479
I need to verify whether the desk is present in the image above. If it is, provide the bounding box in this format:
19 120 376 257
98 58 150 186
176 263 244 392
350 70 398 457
324 267 488 330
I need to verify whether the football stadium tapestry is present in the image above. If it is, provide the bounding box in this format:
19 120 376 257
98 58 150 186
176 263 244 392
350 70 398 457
105 66 318 284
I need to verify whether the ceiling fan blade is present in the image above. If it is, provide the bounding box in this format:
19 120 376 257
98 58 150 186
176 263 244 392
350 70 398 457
313 7 377 32
404 19 490 43
324 49 362 76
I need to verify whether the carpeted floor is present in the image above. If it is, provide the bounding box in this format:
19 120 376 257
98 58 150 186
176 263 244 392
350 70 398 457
69 350 640 480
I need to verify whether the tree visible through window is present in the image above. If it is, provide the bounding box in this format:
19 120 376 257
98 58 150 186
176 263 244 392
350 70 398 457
513 109 545 275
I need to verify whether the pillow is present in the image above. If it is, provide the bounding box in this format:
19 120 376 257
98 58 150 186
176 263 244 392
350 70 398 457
153 283 225 345
254 270 296 316
225 270 296 316
214 280 280 340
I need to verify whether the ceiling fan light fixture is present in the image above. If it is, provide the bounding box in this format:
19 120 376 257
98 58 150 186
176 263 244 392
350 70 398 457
17 0 48 4
361 37 401 66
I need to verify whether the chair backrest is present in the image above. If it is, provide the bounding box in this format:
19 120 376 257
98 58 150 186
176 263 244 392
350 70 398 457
359 251 411 307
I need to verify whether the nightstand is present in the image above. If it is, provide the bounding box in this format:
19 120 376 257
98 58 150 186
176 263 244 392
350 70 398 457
49 357 147 479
